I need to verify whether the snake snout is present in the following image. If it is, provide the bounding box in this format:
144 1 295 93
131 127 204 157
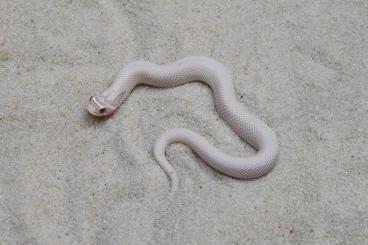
86 94 112 116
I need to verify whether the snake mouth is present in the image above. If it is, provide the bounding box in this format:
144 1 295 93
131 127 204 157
86 105 107 116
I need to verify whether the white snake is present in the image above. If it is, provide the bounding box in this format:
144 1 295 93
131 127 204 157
87 56 278 192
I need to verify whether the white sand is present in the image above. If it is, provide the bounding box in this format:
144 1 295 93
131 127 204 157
0 1 367 244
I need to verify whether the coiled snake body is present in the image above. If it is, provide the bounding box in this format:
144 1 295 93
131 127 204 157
87 56 278 192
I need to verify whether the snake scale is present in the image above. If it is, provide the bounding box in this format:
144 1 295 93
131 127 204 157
87 56 279 193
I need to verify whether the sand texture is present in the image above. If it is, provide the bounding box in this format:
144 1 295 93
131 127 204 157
0 1 367 244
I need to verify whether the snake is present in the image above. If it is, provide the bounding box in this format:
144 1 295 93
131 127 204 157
86 56 279 193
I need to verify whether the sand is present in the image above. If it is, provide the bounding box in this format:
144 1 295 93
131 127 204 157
1 0 367 244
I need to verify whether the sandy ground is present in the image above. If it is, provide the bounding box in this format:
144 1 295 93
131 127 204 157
1 0 367 244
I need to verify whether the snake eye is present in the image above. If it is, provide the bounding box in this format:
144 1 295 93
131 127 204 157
99 108 106 114
89 96 93 101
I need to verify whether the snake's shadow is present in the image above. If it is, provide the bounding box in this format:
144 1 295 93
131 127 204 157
82 110 115 128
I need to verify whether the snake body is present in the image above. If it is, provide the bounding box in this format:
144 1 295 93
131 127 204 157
87 56 278 192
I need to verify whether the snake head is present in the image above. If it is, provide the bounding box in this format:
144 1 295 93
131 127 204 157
86 93 114 116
